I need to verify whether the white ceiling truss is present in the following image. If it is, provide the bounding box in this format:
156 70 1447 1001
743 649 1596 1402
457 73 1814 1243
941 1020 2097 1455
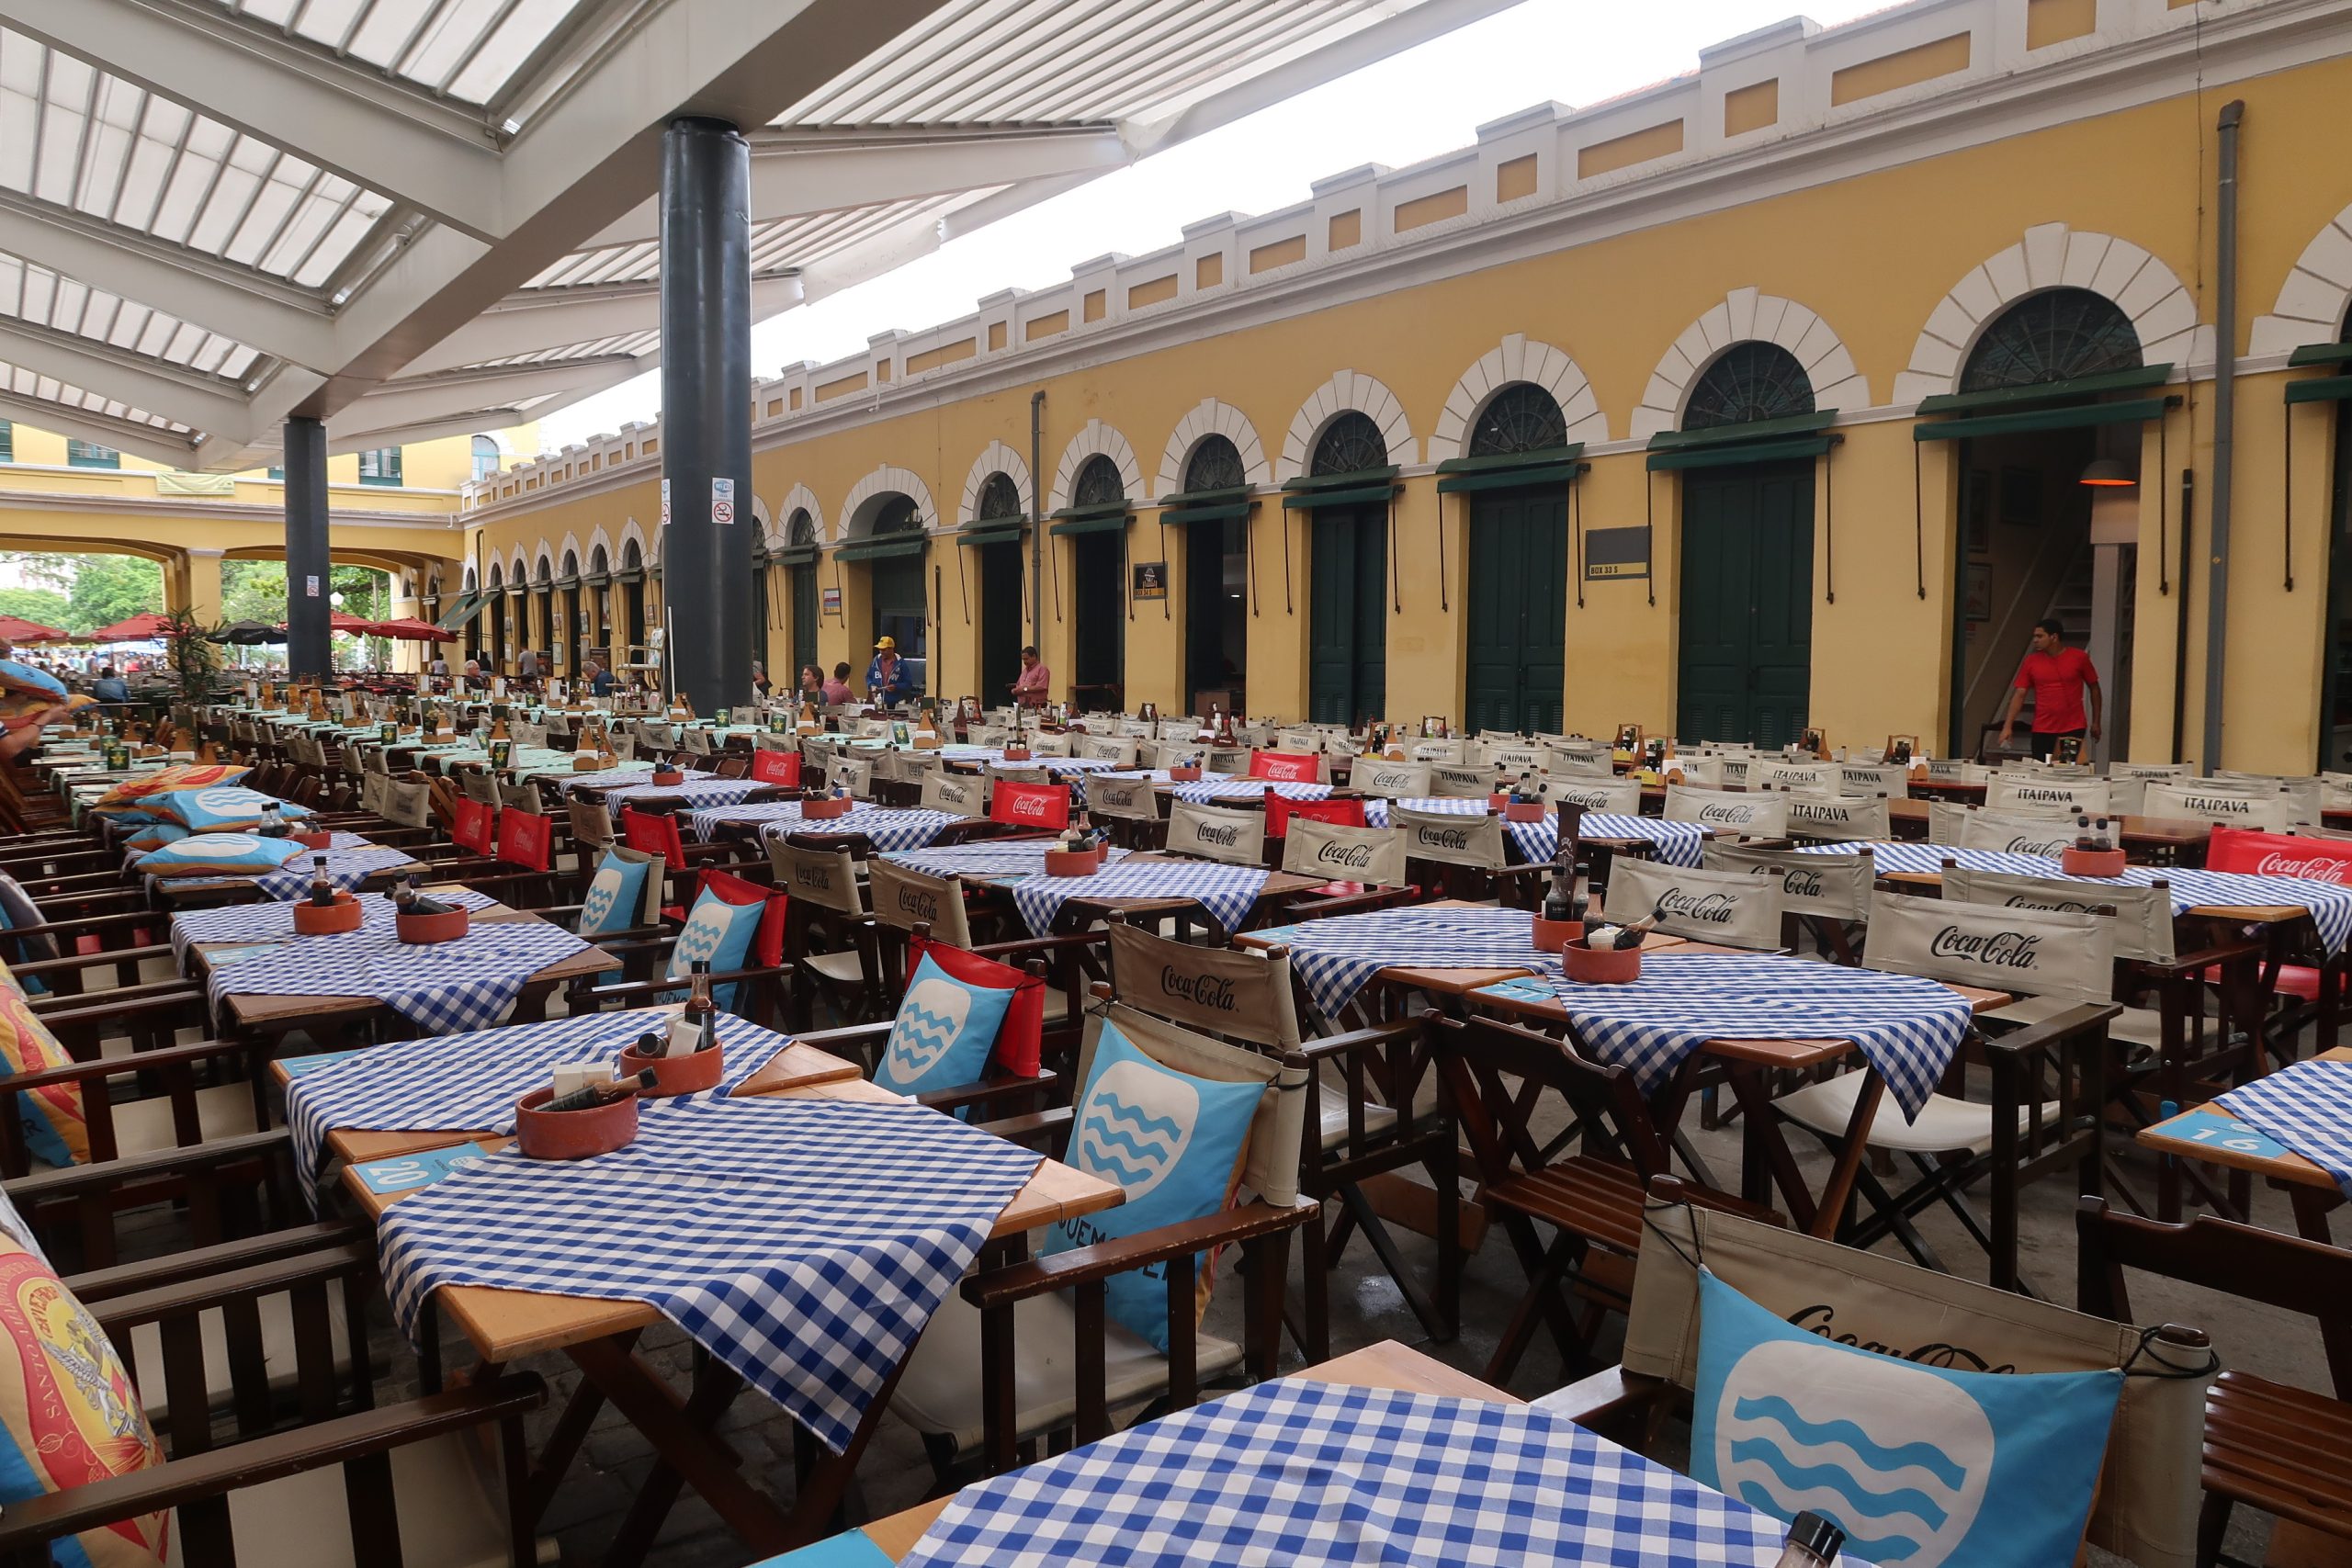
0 0 1516 470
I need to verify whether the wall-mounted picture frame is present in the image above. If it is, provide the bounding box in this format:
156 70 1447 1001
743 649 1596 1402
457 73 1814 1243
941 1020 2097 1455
820 586 842 616
1963 561 1994 622
1131 561 1167 601
1999 466 2041 527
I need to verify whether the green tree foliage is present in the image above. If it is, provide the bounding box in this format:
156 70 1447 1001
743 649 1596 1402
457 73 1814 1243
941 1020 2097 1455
0 552 163 634
0 586 73 629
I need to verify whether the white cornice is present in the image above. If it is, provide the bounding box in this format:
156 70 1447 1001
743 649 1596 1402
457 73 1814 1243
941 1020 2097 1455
0 489 467 531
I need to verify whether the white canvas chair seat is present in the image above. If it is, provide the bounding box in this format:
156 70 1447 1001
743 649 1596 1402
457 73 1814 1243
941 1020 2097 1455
1317 1099 1398 1151
1605 857 1785 951
1979 991 2169 1049
1663 784 1786 839
34 1084 262 1172
800 949 866 985
1165 799 1266 867
1988 774 2112 815
130 1291 355 1425
1539 775 1640 816
1775 1071 2063 1156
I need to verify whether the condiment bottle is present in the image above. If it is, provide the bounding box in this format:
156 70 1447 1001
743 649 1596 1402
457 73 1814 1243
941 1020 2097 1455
1776 1511 1845 1566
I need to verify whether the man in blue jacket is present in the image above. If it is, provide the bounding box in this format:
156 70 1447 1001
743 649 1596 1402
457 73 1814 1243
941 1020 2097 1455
865 636 916 706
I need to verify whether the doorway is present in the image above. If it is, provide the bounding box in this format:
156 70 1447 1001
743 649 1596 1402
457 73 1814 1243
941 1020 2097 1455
1306 506 1385 726
979 539 1025 703
1464 489 1568 735
1185 516 1247 713
1071 531 1123 704
1676 462 1815 747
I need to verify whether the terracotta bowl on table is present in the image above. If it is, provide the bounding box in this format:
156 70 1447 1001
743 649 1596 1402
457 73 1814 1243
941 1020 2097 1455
1563 938 1642 985
1168 765 1202 782
803 795 854 820
2061 847 2127 878
650 768 685 786
1505 800 1547 823
289 829 335 851
395 907 469 944
619 1038 724 1097
290 891 363 935
1044 847 1104 877
1531 917 1581 953
514 1085 639 1159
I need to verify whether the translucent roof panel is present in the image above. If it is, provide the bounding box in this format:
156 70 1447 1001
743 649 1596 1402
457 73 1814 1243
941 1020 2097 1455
0 28 398 288
0 363 187 431
0 253 266 384
206 0 600 109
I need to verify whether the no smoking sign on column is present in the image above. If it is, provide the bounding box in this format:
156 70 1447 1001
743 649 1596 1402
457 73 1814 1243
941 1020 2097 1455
711 477 735 525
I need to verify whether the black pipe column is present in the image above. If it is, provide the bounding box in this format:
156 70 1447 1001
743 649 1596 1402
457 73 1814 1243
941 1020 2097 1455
659 117 754 709
282 415 332 681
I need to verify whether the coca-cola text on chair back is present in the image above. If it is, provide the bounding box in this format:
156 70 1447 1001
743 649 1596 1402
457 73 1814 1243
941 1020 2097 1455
2206 826 2352 884
988 779 1070 829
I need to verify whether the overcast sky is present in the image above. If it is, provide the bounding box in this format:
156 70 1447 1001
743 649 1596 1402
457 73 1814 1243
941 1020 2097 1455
537 0 1889 448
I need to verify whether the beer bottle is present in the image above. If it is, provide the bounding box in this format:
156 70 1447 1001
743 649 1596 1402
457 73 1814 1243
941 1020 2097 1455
258 802 291 840
308 855 335 908
1775 1512 1845 1566
544 1067 660 1113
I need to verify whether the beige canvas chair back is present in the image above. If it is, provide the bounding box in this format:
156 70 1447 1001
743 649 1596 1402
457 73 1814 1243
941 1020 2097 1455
1136 739 1194 773
459 769 498 805
1281 818 1407 887
1078 1000 1306 1207
1932 801 2069 853
1663 784 1786 839
379 776 431 829
752 730 796 753
1083 772 1159 822
1548 739 1613 771
1394 804 1507 871
868 857 972 947
897 750 945 782
357 772 390 818
509 719 545 750
1115 716 1155 739
1426 761 1492 797
1988 773 2111 814
865 750 905 786
639 721 677 750
1350 758 1435 798
568 798 616 851
920 770 987 818
2323 771 2352 813
1544 749 1616 780
1539 775 1640 816
609 732 639 762
1775 789 1890 843
1106 920 1302 1049
1749 760 1833 794
1944 865 2175 964
1663 755 1723 788
2107 761 2192 815
800 737 839 772
1923 757 1989 785
2292 819 2352 843
1273 728 1320 754
1023 731 1072 758
1165 799 1266 866
988 764 1048 786
499 778 542 813
1863 887 2114 1005
1702 841 1874 922
1605 856 1785 950
1834 761 1910 799
2188 773 2321 826
1072 735 1138 767
1482 742 1549 775
1613 1201 2207 1568
2143 780 2295 831
678 726 714 758
1411 739 1467 766
829 754 875 799
765 838 865 915
2001 759 2097 780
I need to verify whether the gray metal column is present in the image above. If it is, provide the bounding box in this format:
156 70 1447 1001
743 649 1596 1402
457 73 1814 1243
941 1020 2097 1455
282 415 332 681
659 116 754 709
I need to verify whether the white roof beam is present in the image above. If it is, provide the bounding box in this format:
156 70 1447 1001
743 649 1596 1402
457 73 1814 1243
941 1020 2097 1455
0 191 339 371
0 321 256 440
0 0 508 241
582 123 1130 250
399 272 803 378
0 392 199 469
334 355 642 434
324 409 528 457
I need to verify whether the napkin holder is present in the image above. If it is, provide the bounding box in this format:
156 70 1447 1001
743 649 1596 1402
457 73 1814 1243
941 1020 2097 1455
1001 743 1032 761
2062 846 2127 878
803 794 854 820
619 1035 724 1097
290 891 363 935
514 1085 638 1160
396 907 469 944
1044 846 1103 877
572 750 602 772
1531 917 1580 953
1563 938 1641 985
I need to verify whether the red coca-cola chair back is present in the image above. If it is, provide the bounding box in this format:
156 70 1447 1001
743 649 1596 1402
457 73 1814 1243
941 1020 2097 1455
697 866 789 967
496 808 552 872
989 780 1070 830
2206 827 2352 885
1249 750 1319 783
750 750 801 787
908 933 1046 1077
1264 792 1367 839
450 796 496 856
620 805 689 872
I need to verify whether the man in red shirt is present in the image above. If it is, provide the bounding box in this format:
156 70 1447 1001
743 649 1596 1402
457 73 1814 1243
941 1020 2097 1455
1998 617 2102 760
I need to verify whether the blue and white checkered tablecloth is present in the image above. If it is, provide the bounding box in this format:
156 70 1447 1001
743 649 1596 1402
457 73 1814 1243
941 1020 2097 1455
684 801 957 852
594 775 771 809
560 765 683 791
1521 951 1975 1119
206 919 593 1033
1010 861 1270 937
285 1007 799 1211
252 844 426 901
379 1094 1042 1452
901 1376 1782 1568
887 843 1133 882
1793 840 2352 955
2216 1059 2352 1196
1170 778 1330 805
170 887 500 966
1274 907 1560 1016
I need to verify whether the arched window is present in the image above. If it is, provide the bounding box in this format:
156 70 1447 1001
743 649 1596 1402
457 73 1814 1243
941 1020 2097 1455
589 545 608 577
1961 288 2143 393
1469 383 1569 456
1683 343 1815 430
486 562 502 590
977 473 1023 521
788 508 816 547
621 537 642 570
470 435 501 482
1183 435 1247 494
872 495 922 535
1073 455 1125 508
560 549 579 578
1310 412 1386 477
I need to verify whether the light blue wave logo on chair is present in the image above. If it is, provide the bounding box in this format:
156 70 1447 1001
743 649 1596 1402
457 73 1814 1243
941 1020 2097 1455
874 954 1011 1097
577 852 649 937
1047 1021 1264 1350
1690 1269 2121 1566
662 888 763 1010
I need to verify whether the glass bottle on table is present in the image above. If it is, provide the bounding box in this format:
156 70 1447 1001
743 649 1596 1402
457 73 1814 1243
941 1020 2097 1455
308 855 335 908
1776 1511 1845 1566
668 960 716 1055
258 802 290 839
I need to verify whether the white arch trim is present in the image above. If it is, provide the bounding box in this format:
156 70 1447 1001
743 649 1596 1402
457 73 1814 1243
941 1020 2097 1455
839 464 940 541
1048 420 1145 513
461 562 478 592
1893 222 2210 404
2253 202 2352 356
958 440 1035 523
1156 399 1272 496
1626 293 1870 443
1429 335 1608 461
776 483 825 546
1279 369 1417 479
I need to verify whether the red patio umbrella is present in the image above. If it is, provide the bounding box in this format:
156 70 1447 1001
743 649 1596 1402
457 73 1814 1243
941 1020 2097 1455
365 617 458 642
86 612 175 642
329 613 379 634
0 615 66 644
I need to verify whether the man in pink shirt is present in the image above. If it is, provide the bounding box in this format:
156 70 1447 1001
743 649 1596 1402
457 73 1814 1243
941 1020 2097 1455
1010 645 1051 706
1998 617 2102 760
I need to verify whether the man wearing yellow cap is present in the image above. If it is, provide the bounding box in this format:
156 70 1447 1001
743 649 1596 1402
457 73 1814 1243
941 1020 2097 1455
866 635 916 707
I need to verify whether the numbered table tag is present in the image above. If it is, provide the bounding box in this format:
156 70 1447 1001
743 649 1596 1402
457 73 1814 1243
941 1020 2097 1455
2155 1108 2291 1162
353 1144 492 1196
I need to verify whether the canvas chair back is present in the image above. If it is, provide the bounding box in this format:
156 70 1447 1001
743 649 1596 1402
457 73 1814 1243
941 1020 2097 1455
1023 731 1072 758
1281 818 1407 887
1083 772 1159 823
1775 789 1890 842
1544 749 1616 780
1940 805 2077 856
357 772 390 818
1429 761 1496 798
1923 758 1989 785
989 778 1069 829
1249 750 1322 784
920 771 987 818
680 726 715 756
2105 761 2192 815
1605 856 1786 950
1663 755 1723 787
1411 739 1467 765
2188 773 2322 826
608 732 639 761
639 722 677 750
1349 758 1435 798
459 769 498 804
2143 780 2296 831
1394 804 1507 871
597 842 667 929
1863 888 2114 1005
829 755 875 800
499 778 542 813
1615 1201 2208 1568
1702 841 1875 922
1106 919 1302 1049
1988 773 2111 814
1072 735 1137 766
2323 771 2352 813
988 764 1049 787
1749 760 1833 794
1076 1001 1306 1208
868 856 972 947
1481 742 1549 774
1165 799 1266 866
765 838 865 915
1664 784 1787 839
801 737 839 773
569 798 616 851
1539 775 1640 816
1943 866 2175 964
1549 739 1613 771
1272 728 1320 753
379 777 431 829
1833 761 1910 799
